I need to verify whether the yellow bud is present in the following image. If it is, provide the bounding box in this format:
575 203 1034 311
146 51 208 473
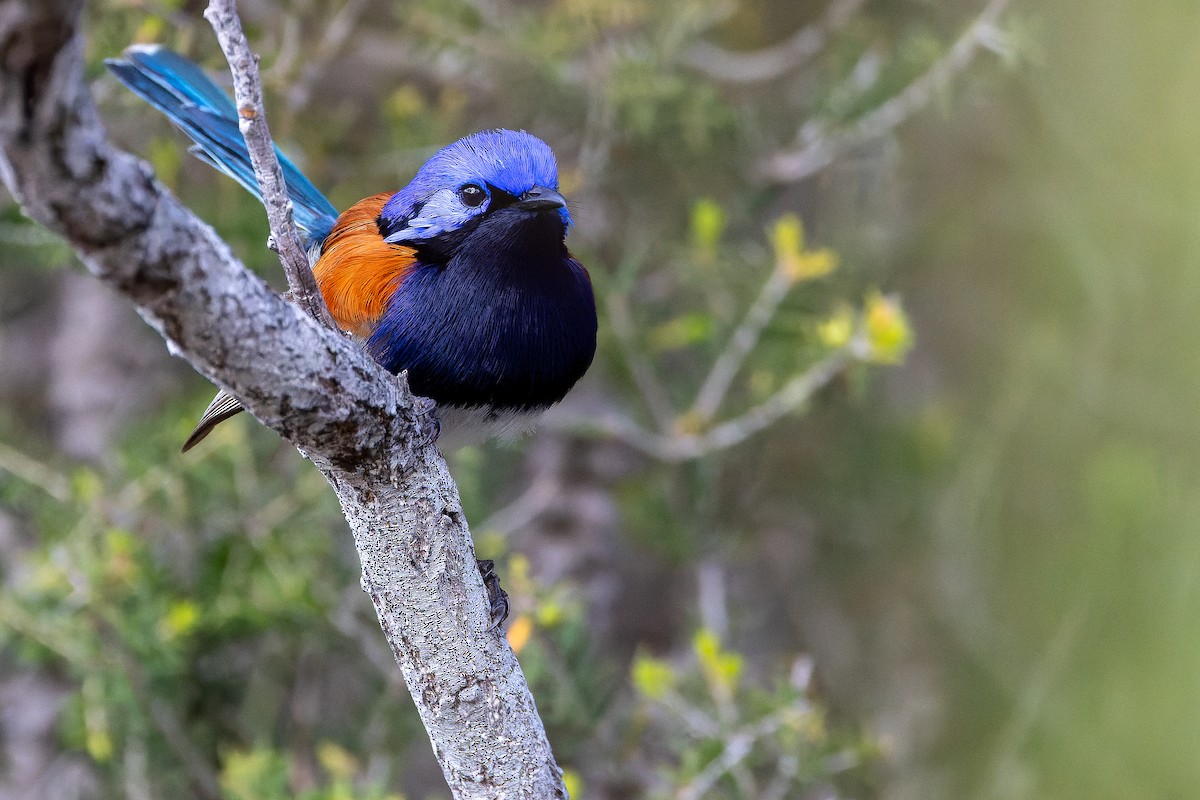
86 729 113 763
783 247 838 281
386 85 425 121
863 291 914 364
817 305 855 349
316 740 358 781
631 653 676 700
133 16 166 42
507 554 533 596
693 628 743 695
83 676 112 762
647 313 713 353
769 214 805 265
563 768 585 799
72 468 102 503
689 198 726 257
161 600 200 639
536 600 564 629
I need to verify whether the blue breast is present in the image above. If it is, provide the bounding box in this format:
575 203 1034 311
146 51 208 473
366 208 597 411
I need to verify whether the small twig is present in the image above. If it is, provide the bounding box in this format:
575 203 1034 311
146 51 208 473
285 0 371 111
607 292 677 430
762 0 1012 182
674 711 793 800
103 620 223 800
683 0 865 84
690 264 796 423
0 441 71 501
690 347 852 457
760 750 800 800
477 468 562 536
654 690 721 739
203 0 334 329
560 345 852 462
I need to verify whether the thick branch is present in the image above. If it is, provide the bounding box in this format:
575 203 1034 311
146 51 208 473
0 2 565 797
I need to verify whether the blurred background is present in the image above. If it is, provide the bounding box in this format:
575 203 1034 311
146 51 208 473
2 0 1197 798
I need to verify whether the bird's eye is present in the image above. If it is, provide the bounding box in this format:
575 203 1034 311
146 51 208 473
458 184 486 208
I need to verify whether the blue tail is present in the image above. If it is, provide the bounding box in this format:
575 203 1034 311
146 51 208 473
106 45 339 244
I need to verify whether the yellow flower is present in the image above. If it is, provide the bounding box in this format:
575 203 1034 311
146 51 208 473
770 214 839 281
631 653 676 700
785 247 838 281
316 740 358 781
160 600 200 639
536 600 564 628
563 768 585 799
693 628 743 696
690 198 726 259
817 305 856 349
863 291 914 364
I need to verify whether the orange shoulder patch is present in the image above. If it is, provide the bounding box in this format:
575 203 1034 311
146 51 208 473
314 193 416 338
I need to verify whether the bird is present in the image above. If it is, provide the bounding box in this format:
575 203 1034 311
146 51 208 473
105 45 598 455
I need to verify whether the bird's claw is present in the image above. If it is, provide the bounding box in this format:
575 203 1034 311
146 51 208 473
415 396 441 447
477 559 510 631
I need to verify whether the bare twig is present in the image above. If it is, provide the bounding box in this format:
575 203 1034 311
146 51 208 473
606 291 676 430
284 0 371 111
558 346 852 463
690 264 796 423
674 710 796 800
203 0 334 329
762 0 1012 182
694 347 852 455
683 0 865 84
477 468 562 536
0 441 72 501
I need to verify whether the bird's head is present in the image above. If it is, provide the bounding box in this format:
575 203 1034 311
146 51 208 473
377 129 570 258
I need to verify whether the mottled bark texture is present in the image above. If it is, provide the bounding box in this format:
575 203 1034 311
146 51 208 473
0 1 566 797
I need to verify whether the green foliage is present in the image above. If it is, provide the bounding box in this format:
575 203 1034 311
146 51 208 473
629 630 878 799
496 555 617 761
0 410 417 798
219 742 403 800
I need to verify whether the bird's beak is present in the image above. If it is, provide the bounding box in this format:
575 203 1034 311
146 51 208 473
516 185 567 212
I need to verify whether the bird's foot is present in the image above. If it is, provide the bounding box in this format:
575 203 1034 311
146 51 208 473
415 396 441 447
476 559 510 631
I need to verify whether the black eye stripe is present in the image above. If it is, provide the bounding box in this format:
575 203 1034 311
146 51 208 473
484 183 519 210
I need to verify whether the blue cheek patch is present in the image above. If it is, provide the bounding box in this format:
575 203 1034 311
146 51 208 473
382 188 482 244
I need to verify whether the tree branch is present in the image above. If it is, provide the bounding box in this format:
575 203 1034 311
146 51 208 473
689 262 798 424
0 2 565 797
682 0 865 84
555 340 858 464
761 0 1012 182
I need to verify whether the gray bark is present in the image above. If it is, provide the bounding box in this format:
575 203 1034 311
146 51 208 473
0 1 566 796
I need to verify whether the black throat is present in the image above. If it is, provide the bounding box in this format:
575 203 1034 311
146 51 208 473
367 207 598 412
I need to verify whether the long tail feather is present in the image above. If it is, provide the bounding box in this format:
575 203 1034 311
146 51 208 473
106 45 339 244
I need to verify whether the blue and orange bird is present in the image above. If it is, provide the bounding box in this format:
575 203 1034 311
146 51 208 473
106 46 597 453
